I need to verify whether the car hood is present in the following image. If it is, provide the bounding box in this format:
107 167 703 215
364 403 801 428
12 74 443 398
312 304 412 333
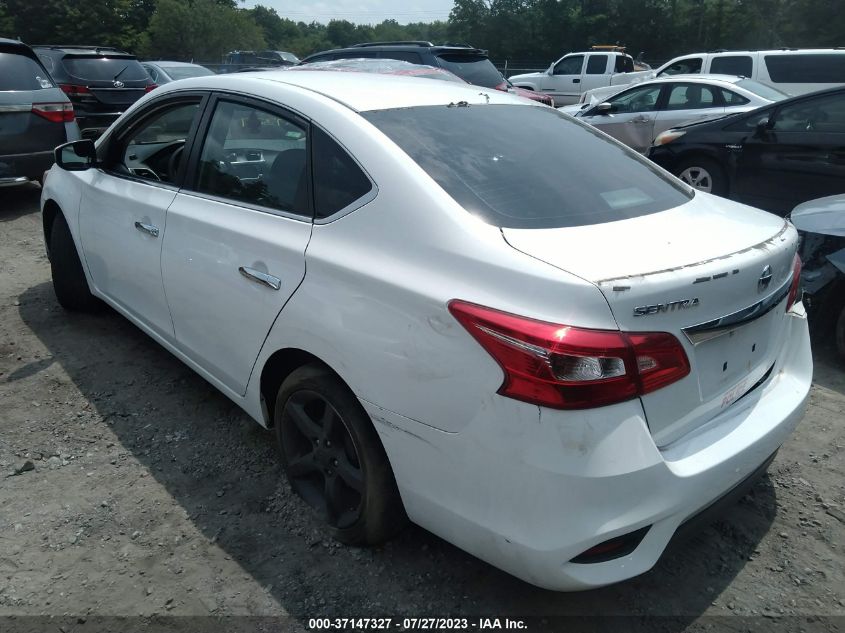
508 71 547 82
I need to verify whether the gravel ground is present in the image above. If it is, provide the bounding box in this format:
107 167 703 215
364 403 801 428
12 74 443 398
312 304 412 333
1 184 844 632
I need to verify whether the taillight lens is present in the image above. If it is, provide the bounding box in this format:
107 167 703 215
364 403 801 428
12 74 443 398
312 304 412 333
145 84 158 93
786 253 802 312
31 102 75 123
448 300 690 410
59 84 91 97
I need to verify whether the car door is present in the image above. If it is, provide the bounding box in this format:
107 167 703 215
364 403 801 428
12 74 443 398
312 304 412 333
78 93 207 339
580 54 609 93
733 91 845 213
580 83 663 153
653 82 725 137
543 54 585 104
161 94 313 395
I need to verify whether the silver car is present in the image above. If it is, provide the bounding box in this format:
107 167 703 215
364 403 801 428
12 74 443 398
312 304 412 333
562 75 788 153
141 61 214 85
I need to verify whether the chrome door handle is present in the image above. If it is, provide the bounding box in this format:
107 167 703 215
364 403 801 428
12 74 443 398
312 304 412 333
630 116 650 124
238 266 281 291
134 221 160 237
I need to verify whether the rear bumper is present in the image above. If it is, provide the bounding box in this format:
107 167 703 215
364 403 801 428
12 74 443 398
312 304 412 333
0 150 55 183
366 308 811 590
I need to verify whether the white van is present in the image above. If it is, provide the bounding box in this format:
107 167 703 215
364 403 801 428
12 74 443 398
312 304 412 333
655 49 845 95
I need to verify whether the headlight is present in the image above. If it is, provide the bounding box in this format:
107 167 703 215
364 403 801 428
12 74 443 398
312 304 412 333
653 130 686 146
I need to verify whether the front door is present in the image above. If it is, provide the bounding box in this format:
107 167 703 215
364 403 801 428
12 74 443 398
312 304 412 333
543 54 585 104
162 96 313 395
78 96 205 339
734 91 845 213
582 83 663 153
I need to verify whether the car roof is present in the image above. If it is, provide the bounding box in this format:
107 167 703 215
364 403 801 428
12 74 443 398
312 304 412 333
145 61 203 68
305 42 487 59
156 70 526 112
647 74 746 85
0 37 30 48
32 45 134 56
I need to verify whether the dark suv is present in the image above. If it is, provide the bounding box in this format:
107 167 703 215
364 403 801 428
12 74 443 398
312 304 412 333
0 38 80 186
33 45 154 138
301 41 555 106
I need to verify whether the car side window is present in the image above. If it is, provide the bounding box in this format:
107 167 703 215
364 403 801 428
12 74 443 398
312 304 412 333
606 85 661 113
659 57 702 76
313 127 373 219
554 55 584 75
383 51 423 64
144 65 158 83
586 55 606 75
772 93 845 133
196 100 309 216
664 84 716 110
720 89 750 106
710 55 753 77
117 101 201 184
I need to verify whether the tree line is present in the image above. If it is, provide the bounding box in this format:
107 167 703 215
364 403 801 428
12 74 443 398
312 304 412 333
0 0 842 66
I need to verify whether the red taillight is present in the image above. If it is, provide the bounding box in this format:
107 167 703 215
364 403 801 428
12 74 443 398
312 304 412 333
145 84 158 93
59 84 91 96
31 102 75 123
448 301 690 410
786 253 802 312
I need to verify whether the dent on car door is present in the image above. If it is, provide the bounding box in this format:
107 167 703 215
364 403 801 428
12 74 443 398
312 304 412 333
583 84 662 153
78 95 206 338
161 97 374 396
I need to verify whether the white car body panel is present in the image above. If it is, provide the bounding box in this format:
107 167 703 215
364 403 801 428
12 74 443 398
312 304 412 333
40 71 812 591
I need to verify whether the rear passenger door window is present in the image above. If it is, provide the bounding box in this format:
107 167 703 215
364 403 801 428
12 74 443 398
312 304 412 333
664 83 717 110
710 55 753 77
313 127 374 219
720 89 750 106
659 57 702 76
195 99 309 216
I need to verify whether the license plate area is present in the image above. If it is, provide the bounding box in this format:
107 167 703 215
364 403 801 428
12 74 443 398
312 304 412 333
694 307 782 402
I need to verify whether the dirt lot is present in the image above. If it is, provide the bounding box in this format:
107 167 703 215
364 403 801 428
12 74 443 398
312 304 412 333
1 183 844 632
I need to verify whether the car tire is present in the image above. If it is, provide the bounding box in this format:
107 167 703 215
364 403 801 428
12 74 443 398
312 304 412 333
675 157 727 197
49 212 99 312
836 304 845 361
274 363 406 545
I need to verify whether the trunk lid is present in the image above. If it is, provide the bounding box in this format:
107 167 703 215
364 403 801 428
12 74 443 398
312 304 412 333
503 193 799 446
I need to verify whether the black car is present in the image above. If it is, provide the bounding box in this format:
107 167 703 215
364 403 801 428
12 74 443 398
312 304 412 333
647 86 845 216
33 45 155 138
0 38 79 186
301 41 555 107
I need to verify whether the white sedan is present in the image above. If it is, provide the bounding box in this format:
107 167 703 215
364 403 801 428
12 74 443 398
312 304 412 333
41 71 811 590
560 75 789 152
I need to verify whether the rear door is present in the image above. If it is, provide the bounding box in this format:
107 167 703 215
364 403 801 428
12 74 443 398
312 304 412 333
654 82 726 137
580 54 610 93
161 95 314 395
581 83 663 152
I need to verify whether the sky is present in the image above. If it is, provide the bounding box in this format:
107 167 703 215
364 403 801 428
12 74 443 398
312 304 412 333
241 0 456 25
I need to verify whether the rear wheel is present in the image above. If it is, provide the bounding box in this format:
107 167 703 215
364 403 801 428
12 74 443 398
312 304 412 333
675 157 727 196
49 212 99 312
274 363 406 545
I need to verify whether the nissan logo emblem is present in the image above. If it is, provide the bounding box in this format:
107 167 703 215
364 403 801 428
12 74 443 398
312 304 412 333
758 265 773 292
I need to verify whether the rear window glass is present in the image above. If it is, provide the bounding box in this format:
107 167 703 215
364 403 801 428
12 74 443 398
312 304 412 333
435 54 503 89
710 55 753 77
364 105 692 229
62 56 148 81
0 51 53 90
764 54 845 83
163 66 214 80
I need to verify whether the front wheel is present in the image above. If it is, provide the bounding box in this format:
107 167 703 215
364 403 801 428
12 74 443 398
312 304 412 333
49 212 100 312
274 364 406 545
675 157 727 197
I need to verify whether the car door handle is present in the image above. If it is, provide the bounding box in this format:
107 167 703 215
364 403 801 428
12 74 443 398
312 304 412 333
238 266 281 291
134 221 159 238
573 78 581 83
629 116 650 124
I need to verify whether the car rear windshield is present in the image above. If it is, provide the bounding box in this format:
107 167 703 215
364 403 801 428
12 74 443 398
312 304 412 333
435 53 504 89
735 78 788 101
164 66 214 80
364 104 692 229
62 55 148 81
0 51 53 90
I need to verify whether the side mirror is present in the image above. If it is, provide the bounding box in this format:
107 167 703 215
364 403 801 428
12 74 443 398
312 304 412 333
55 139 97 171
595 102 613 115
754 116 772 136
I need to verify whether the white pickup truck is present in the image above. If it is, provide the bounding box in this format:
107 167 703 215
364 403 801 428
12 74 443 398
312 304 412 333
508 50 654 105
